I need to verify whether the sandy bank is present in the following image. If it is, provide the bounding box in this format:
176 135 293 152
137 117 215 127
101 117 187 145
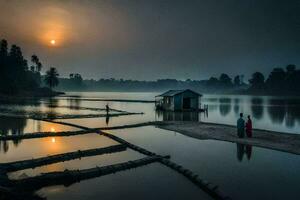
156 121 300 155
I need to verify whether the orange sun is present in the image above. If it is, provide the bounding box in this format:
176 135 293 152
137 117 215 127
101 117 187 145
50 39 56 45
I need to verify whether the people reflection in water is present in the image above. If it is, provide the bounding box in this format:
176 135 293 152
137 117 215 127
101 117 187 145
236 143 245 161
236 143 252 161
245 145 252 160
105 115 110 126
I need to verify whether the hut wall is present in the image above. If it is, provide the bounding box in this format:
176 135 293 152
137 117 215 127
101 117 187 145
174 95 182 110
181 91 199 110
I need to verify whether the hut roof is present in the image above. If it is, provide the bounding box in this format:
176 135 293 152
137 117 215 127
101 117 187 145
156 89 202 97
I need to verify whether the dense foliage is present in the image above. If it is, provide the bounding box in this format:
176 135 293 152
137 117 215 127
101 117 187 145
248 65 300 95
0 39 42 94
44 67 59 89
0 39 59 95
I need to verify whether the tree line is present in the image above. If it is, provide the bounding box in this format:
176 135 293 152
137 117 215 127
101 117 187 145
58 67 300 96
57 74 247 93
0 39 60 95
248 64 300 95
2 39 298 96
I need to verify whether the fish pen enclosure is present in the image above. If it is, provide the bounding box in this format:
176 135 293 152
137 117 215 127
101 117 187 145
0 103 228 200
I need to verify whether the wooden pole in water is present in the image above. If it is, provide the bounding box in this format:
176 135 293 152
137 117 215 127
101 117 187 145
12 156 166 192
1 144 127 172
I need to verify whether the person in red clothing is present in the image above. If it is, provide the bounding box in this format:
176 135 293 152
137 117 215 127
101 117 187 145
246 115 252 138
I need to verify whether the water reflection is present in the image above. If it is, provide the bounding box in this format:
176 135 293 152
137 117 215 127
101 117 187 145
156 111 199 122
106 115 110 125
236 143 252 162
266 99 300 126
67 98 81 109
0 116 79 154
202 95 300 132
233 98 240 114
251 98 264 120
267 99 286 124
44 98 59 119
0 98 41 106
285 106 300 128
219 98 231 116
0 116 27 153
0 116 27 135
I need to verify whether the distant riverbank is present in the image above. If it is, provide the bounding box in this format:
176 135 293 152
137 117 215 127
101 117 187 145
157 121 300 155
0 88 64 99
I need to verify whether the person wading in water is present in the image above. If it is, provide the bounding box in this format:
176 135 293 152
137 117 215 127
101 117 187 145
106 104 110 115
246 115 253 138
237 113 245 138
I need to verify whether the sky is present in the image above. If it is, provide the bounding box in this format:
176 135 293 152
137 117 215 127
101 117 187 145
0 0 299 80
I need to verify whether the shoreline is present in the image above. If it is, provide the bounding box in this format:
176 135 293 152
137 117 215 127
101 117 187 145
0 90 65 100
156 121 300 155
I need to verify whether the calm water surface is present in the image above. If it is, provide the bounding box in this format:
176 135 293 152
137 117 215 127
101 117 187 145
62 92 300 133
112 127 300 200
0 92 299 200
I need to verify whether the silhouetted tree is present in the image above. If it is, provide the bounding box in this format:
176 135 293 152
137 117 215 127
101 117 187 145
71 73 83 86
219 73 232 87
234 75 241 86
0 40 8 92
249 72 265 91
31 54 43 72
207 77 219 86
265 68 286 92
0 39 45 94
285 64 298 93
45 67 59 89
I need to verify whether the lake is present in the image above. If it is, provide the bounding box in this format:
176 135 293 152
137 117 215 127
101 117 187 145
0 92 299 200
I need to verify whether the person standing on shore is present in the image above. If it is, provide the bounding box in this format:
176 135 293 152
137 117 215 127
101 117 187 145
246 115 253 138
237 113 245 138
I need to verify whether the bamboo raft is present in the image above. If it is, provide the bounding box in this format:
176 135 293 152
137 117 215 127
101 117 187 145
57 97 156 103
0 121 160 141
0 107 143 120
0 144 127 172
45 105 131 114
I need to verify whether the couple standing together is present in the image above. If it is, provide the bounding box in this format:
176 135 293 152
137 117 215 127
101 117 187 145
237 113 252 138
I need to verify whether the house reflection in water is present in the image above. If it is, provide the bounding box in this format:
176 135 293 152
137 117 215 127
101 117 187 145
156 110 200 122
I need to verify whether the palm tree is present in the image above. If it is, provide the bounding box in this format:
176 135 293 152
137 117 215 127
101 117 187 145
44 67 59 89
37 62 42 72
31 55 42 72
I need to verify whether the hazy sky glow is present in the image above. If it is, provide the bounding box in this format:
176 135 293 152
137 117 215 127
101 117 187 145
0 0 299 80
